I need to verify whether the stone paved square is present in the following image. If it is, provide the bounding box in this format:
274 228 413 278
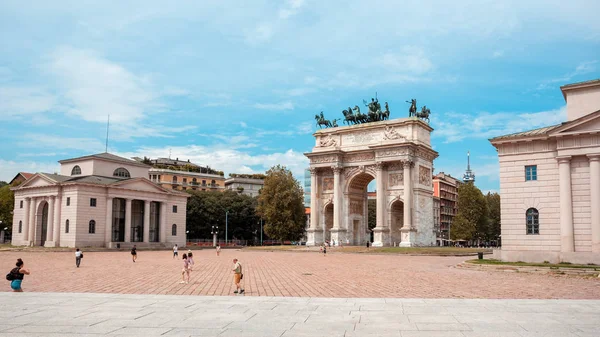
1 249 599 298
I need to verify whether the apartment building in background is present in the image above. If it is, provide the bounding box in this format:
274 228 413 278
433 172 461 245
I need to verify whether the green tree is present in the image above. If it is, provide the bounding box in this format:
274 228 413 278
186 190 259 242
256 165 306 241
485 192 501 241
451 182 487 242
0 185 15 232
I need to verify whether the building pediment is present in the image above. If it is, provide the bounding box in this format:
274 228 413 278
15 174 58 189
110 178 172 193
550 109 600 137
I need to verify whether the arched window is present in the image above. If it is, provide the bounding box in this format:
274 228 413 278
526 208 539 235
20 200 23 208
71 165 81 175
89 220 96 234
65 219 70 233
18 221 22 233
113 167 131 178
172 224 177 236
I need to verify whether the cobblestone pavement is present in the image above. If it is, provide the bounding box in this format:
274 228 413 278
1 293 599 337
1 249 599 298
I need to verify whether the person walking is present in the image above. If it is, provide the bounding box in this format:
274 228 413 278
323 244 327 257
131 245 137 262
180 253 190 284
232 258 244 294
173 244 178 259
216 244 221 257
75 248 83 268
8 258 30 292
187 249 194 271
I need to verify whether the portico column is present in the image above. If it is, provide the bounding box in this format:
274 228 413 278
124 198 132 242
310 168 319 229
143 200 150 243
28 197 36 245
46 196 55 243
105 197 113 245
332 166 343 229
402 160 413 229
160 202 167 243
375 162 385 229
53 196 61 246
558 156 574 252
22 197 30 242
588 155 600 252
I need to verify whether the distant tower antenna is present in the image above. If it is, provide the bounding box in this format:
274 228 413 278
169 148 172 159
105 114 110 153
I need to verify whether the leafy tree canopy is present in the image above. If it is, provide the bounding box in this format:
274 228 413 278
451 182 487 241
186 190 260 242
256 165 306 241
0 185 14 231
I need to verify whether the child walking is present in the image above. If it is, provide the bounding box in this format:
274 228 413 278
180 253 190 284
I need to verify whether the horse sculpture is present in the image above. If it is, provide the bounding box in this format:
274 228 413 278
352 105 368 124
315 112 332 128
416 106 430 123
406 99 417 117
342 107 357 125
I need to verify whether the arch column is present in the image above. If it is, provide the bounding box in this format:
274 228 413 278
143 200 151 243
124 198 132 242
558 156 574 252
372 162 389 247
53 196 61 247
330 165 346 245
306 168 323 246
45 196 55 245
28 197 36 246
105 197 113 246
22 197 31 243
400 160 416 247
588 154 600 252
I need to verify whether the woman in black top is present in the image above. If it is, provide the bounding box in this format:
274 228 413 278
10 258 30 292
131 245 137 262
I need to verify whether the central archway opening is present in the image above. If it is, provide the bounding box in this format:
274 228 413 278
347 172 376 245
37 201 49 246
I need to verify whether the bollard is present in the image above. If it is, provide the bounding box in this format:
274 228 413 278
477 252 483 260
117 243 120 249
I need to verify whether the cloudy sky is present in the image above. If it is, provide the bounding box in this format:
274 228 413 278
1 0 599 193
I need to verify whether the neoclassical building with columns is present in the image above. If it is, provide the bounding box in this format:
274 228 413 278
305 118 438 247
490 79 600 264
11 153 189 248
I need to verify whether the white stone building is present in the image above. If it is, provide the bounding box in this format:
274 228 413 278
224 177 264 197
11 153 189 248
490 79 600 264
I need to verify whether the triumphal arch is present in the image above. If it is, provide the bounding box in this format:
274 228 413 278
305 116 438 247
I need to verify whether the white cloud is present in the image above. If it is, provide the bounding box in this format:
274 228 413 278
378 47 434 74
20 133 106 153
118 146 309 179
537 60 598 90
492 50 504 58
432 106 567 143
253 101 294 111
47 46 158 124
278 0 305 19
0 87 57 117
239 121 247 128
245 23 274 44
0 159 60 182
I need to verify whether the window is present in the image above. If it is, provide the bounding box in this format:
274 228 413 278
89 220 96 234
172 205 177 213
183 178 187 183
113 167 131 178
18 221 22 233
90 198 97 207
526 208 539 235
65 219 70 233
172 224 177 236
20 200 23 208
66 197 71 206
192 178 197 183
71 165 81 175
172 176 178 183
525 165 537 181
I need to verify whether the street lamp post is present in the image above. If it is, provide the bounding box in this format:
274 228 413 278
211 226 219 247
260 218 263 246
